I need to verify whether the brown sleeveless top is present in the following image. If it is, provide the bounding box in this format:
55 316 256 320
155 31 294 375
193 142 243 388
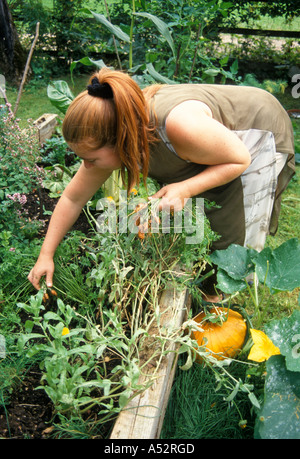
147 84 294 184
146 84 295 247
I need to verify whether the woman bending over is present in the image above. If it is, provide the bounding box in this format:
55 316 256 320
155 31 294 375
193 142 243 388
28 68 295 301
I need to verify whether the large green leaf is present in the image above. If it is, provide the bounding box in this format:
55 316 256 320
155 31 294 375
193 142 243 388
211 239 300 295
135 12 176 57
146 63 176 84
254 355 300 439
47 80 74 114
70 57 107 82
254 238 300 293
43 164 80 197
214 268 247 294
265 310 300 372
210 244 257 280
89 10 130 43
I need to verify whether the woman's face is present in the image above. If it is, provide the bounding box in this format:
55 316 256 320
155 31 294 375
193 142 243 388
69 143 121 171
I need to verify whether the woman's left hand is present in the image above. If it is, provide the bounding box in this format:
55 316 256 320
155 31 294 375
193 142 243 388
149 182 191 212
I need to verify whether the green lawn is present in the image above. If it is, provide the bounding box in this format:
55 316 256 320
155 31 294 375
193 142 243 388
238 14 300 31
6 74 89 126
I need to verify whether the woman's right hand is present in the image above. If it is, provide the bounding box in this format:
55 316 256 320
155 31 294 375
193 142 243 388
27 255 55 290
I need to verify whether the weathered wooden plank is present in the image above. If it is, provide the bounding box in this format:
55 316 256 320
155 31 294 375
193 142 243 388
33 113 57 144
110 286 189 440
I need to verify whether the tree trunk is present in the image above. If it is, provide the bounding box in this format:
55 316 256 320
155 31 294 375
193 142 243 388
0 0 27 84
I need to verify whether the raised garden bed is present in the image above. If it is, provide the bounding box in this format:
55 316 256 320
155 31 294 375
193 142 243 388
111 286 190 439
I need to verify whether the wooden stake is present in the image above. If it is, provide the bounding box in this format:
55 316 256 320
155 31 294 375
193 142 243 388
14 21 40 116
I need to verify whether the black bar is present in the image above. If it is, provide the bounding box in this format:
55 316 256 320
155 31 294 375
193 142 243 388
218 27 300 39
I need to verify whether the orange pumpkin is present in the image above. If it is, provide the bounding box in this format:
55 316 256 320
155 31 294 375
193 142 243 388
191 306 247 361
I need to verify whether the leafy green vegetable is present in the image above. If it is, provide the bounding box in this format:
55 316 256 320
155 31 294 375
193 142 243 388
265 310 300 372
47 81 74 114
135 12 176 58
211 238 300 295
255 238 300 293
254 355 300 439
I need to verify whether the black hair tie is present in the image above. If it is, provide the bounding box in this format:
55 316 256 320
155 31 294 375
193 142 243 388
87 77 113 99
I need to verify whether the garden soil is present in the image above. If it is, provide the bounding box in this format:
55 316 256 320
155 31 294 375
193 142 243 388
25 186 91 237
0 365 54 439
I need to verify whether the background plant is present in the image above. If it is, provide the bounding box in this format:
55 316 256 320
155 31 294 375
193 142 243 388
0 105 46 240
226 0 300 22
8 0 299 86
11 0 95 74
77 0 240 84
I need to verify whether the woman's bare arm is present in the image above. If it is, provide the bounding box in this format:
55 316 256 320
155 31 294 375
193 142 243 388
28 163 112 289
151 100 251 209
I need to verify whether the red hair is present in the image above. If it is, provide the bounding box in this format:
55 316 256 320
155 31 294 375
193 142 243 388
62 68 158 191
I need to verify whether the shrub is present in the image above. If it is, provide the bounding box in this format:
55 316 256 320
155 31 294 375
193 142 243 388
0 104 46 239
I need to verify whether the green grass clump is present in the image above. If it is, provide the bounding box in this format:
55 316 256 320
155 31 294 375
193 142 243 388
161 359 254 439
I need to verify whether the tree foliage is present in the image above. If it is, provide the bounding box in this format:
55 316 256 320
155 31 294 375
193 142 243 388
229 1 300 21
